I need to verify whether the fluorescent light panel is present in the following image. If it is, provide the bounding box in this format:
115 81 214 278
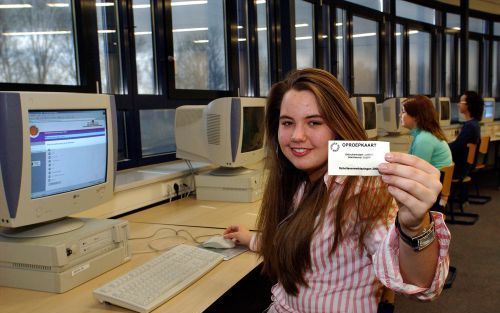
47 3 69 7
98 30 116 34
2 31 71 36
172 27 208 33
96 2 114 7
132 4 150 9
172 1 207 6
0 4 32 9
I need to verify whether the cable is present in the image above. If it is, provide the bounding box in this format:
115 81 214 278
128 223 223 255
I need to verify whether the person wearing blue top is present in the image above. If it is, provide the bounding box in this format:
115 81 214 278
449 91 483 180
401 96 452 170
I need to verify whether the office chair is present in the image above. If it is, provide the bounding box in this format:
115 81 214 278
468 136 491 204
446 143 479 225
438 163 455 212
438 163 457 289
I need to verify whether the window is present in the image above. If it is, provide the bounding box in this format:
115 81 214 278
344 0 383 12
495 22 500 36
395 24 404 97
96 0 124 94
139 109 176 157
446 13 460 30
116 111 129 161
468 38 479 92
171 0 228 90
444 33 457 97
318 6 331 72
236 0 250 96
409 30 431 95
352 16 379 94
493 41 499 97
396 0 435 25
133 0 157 94
336 8 347 88
469 17 486 34
0 0 77 84
256 0 270 96
295 0 314 69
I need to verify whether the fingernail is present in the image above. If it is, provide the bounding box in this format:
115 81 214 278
385 153 393 160
382 175 389 182
379 163 388 170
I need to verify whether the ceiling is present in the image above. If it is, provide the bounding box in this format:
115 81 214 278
438 0 500 15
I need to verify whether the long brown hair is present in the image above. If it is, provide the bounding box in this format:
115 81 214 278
403 96 447 141
258 68 393 295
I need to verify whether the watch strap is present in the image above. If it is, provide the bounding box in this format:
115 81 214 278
396 211 435 251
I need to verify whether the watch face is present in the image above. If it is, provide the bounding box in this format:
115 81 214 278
415 226 436 251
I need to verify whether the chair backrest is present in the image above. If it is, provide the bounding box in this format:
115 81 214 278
478 136 490 154
476 136 490 168
440 163 455 198
466 143 477 166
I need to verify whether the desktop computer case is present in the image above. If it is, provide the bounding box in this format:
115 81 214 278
194 169 266 202
0 218 131 293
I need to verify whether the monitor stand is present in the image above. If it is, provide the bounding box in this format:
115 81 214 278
0 217 85 238
208 166 255 176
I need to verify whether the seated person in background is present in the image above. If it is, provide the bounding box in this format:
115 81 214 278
224 68 450 313
449 91 483 179
401 96 452 170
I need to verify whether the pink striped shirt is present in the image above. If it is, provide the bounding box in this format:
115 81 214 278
252 175 451 313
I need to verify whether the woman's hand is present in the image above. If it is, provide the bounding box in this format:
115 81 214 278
223 225 253 247
378 152 442 233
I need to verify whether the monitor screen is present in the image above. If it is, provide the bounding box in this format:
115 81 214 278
29 110 107 199
241 107 265 153
484 101 494 119
440 101 450 120
364 102 376 130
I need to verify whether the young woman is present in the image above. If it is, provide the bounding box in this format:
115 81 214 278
224 68 450 313
449 91 483 179
401 96 452 170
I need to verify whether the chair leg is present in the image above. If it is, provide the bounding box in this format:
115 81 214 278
468 173 491 204
444 266 457 289
446 184 479 225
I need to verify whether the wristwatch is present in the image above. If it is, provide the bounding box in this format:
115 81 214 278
395 211 435 251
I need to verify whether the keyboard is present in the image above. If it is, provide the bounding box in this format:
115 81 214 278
93 244 224 313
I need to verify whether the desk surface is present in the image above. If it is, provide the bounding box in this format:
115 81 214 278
0 198 262 313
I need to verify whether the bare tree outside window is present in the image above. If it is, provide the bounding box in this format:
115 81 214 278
172 0 228 90
0 1 77 84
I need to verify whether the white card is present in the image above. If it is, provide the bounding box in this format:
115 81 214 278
328 140 390 176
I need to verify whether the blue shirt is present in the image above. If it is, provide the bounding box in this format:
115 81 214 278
449 119 480 179
409 128 452 170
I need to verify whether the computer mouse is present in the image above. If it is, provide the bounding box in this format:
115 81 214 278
201 235 235 249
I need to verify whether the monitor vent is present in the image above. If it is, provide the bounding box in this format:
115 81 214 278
12 262 51 271
206 114 221 145
176 109 203 127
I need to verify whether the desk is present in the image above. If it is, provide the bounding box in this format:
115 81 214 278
0 198 262 313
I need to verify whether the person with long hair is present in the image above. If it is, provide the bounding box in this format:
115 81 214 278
224 68 450 312
449 91 483 179
401 96 452 169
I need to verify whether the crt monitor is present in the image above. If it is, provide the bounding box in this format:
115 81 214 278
349 97 378 138
175 97 266 175
0 92 116 236
431 97 451 126
380 97 408 134
482 97 495 123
